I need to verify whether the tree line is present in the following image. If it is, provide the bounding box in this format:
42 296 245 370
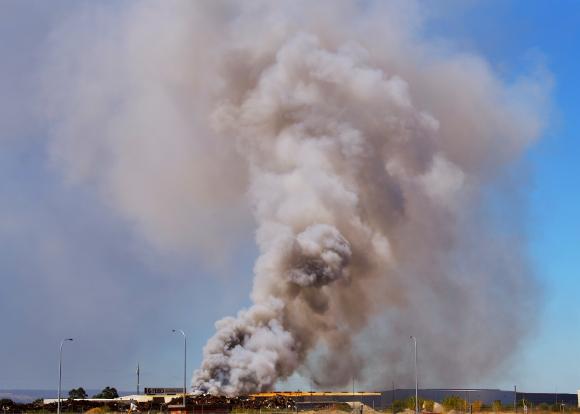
67 387 119 399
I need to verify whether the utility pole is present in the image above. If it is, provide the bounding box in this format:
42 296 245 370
136 363 140 395
57 338 73 414
514 385 517 413
410 336 418 414
352 375 355 412
172 329 187 407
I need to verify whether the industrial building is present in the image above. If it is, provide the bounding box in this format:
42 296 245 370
380 389 576 408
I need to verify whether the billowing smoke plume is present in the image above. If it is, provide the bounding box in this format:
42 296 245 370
44 0 550 396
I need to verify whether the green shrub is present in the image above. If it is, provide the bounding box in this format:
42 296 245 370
406 397 426 411
392 399 407 413
442 395 467 412
93 387 119 399
68 387 88 399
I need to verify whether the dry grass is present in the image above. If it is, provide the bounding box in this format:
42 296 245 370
85 407 110 414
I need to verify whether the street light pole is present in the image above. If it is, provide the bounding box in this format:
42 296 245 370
172 329 187 407
57 338 73 414
410 336 418 414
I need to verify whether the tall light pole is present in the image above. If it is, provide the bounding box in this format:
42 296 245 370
57 338 73 414
410 336 418 414
172 329 187 407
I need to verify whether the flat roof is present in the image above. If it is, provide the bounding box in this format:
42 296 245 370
251 392 381 397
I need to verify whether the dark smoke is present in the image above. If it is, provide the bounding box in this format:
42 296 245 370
43 0 550 396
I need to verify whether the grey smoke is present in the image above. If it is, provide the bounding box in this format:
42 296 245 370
44 0 550 396
287 224 351 288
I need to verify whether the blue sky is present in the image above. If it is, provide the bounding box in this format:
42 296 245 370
421 1 580 392
0 0 578 394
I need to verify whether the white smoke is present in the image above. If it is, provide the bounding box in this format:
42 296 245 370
43 0 550 396
193 299 298 396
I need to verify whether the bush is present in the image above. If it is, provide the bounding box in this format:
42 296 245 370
392 400 407 413
443 396 467 412
93 387 119 399
0 399 14 408
406 397 425 411
334 403 353 412
492 401 502 413
472 401 483 412
69 387 88 399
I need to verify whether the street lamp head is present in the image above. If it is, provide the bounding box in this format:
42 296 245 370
172 329 186 337
60 338 74 346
